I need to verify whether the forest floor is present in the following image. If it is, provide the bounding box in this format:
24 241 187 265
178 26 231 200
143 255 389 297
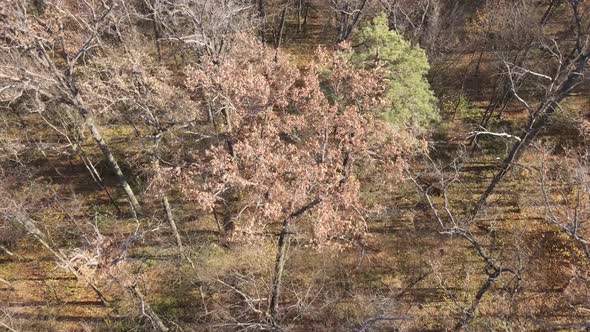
1 2 590 331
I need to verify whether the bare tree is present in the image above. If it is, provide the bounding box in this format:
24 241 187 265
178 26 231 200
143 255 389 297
0 1 142 216
153 0 257 63
538 144 590 259
469 0 546 146
409 156 522 331
474 0 590 215
379 0 438 47
331 0 369 42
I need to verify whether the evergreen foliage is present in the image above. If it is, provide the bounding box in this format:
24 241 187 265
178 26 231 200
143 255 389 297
350 14 439 128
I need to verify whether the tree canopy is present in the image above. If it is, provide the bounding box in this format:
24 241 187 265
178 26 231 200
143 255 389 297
350 14 439 128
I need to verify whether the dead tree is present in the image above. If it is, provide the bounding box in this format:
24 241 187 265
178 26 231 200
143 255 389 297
538 145 590 260
379 0 440 48
154 0 257 63
2 204 109 305
295 0 309 32
470 0 551 149
409 157 521 331
474 1 590 216
331 0 368 42
0 2 142 216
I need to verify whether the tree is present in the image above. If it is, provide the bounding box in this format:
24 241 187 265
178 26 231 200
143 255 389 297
0 1 142 216
474 0 590 214
349 14 439 129
538 144 590 260
169 35 419 325
468 0 544 139
378 0 441 50
331 0 369 42
410 155 522 331
152 0 258 63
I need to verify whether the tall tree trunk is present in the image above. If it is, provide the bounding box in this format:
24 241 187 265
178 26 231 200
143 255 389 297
258 0 267 44
303 1 310 27
296 0 303 32
268 218 290 325
152 131 184 256
163 195 183 254
269 197 321 325
275 7 288 54
84 115 142 217
337 0 368 42
453 269 501 331
151 0 162 63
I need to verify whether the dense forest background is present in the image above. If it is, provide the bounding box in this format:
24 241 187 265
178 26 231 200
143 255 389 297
1 0 590 331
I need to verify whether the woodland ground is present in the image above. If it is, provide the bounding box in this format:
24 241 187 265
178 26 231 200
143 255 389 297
1 1 590 331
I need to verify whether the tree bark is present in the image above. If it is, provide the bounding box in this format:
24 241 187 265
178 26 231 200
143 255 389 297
258 0 267 44
269 197 321 325
163 195 183 254
84 115 141 217
453 269 501 331
474 51 589 216
5 208 109 305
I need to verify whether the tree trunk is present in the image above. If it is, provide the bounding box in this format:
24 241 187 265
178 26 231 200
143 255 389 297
453 269 501 331
303 1 310 27
474 51 589 216
129 284 169 332
268 218 290 325
268 197 321 325
163 195 183 254
85 116 141 217
296 0 303 32
258 0 267 44
151 0 162 63
275 7 287 53
338 0 368 42
151 130 184 255
6 209 109 305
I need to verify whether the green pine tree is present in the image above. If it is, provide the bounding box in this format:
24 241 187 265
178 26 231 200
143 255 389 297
350 14 439 129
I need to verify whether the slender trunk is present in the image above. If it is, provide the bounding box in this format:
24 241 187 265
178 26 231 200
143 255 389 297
338 0 368 41
268 218 290 325
163 195 183 254
151 0 161 63
152 131 184 256
129 284 169 332
269 198 321 325
258 0 266 44
454 269 501 331
275 7 287 56
6 209 109 305
296 0 303 32
206 98 217 131
303 1 309 27
541 0 561 26
85 116 141 217
223 108 233 132
475 107 550 216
